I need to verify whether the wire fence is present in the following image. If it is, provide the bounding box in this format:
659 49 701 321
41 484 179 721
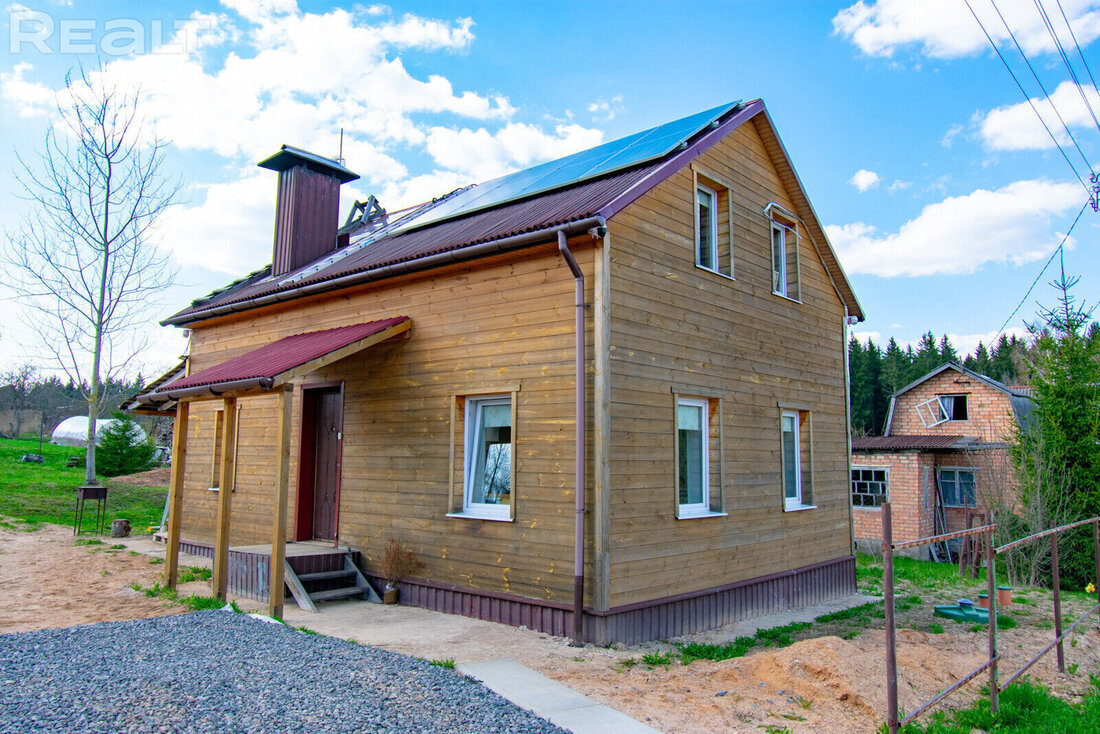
880 502 1100 733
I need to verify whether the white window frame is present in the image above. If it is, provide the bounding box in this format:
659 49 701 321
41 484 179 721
938 467 977 508
781 408 815 511
771 222 789 297
695 183 719 272
851 466 888 508
460 395 514 521
676 397 713 518
916 394 970 427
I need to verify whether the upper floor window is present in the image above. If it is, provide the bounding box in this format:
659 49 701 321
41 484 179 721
917 393 970 427
767 204 801 301
696 184 718 271
692 166 733 278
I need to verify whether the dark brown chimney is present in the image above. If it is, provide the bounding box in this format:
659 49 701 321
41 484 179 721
258 145 359 277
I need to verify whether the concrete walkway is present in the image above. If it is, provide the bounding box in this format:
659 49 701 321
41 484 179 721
457 659 659 734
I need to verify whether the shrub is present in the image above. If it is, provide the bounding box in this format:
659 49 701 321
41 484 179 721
97 413 154 477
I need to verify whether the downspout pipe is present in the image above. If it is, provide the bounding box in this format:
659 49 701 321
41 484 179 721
558 229 587 645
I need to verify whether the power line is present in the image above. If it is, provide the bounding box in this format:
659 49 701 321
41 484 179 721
1032 0 1100 134
987 0 1094 172
994 198 1090 341
1055 0 1100 100
962 0 1092 195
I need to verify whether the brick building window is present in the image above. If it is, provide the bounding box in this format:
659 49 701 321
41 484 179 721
851 467 887 508
938 468 977 507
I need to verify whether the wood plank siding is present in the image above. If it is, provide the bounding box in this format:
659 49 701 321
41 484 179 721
177 240 597 606
605 117 852 608
171 109 856 631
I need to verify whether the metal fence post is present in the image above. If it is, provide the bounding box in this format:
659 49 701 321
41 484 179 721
1094 520 1100 631
986 519 998 714
1051 525 1065 673
884 502 899 734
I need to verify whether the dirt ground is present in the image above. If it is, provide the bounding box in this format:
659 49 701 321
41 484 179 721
2 523 1098 733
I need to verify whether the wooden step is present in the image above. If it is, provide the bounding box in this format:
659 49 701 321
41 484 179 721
298 569 356 583
308 586 369 602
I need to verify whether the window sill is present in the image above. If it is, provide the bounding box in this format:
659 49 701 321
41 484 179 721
784 503 817 512
695 264 736 281
676 509 728 520
446 511 513 522
771 291 802 304
852 505 883 511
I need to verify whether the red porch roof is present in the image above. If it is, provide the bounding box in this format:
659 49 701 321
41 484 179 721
852 434 964 451
146 317 410 401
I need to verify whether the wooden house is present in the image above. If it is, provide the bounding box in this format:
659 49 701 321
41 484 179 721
851 363 1033 560
135 100 865 644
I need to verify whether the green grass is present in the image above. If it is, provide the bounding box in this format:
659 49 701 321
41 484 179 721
899 678 1100 733
176 566 211 583
0 437 165 531
428 658 456 669
641 651 673 667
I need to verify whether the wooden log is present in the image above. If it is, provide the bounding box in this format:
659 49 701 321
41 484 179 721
269 387 292 618
212 396 238 601
166 400 190 590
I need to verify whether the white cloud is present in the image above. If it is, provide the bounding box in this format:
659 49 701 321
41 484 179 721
834 0 1100 59
155 173 274 274
588 94 624 122
849 169 880 192
425 123 604 182
0 62 55 118
979 79 1100 150
947 328 1029 358
888 179 912 193
826 179 1084 277
851 329 883 344
941 123 963 147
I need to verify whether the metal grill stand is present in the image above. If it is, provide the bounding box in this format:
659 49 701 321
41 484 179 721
73 485 108 535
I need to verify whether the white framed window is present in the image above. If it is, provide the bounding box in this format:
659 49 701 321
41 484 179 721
461 395 514 520
766 204 801 300
851 467 888 508
210 408 224 490
916 394 970 427
781 408 814 511
677 398 709 517
696 183 718 271
938 468 977 508
772 223 788 296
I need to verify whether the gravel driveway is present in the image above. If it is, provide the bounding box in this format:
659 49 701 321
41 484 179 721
0 610 568 733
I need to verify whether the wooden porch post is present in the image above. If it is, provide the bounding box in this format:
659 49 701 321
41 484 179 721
269 386 292 619
165 400 190 590
212 397 238 601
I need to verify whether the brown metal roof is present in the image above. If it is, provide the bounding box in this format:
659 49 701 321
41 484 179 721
153 317 409 396
852 434 965 451
165 99 864 326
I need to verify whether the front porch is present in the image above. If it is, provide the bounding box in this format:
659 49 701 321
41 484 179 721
172 537 379 609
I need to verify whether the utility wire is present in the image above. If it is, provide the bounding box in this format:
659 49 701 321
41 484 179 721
994 198 1089 341
1055 0 1100 99
1032 0 1100 134
988 0 1094 172
963 0 1092 194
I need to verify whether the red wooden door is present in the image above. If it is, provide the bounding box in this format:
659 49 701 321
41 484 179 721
311 389 341 540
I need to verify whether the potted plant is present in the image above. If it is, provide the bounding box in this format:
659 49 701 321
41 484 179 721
380 538 422 604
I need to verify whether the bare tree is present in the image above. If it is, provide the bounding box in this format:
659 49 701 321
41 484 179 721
2 69 179 485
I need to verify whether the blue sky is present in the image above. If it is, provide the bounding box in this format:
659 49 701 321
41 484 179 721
2 0 1100 378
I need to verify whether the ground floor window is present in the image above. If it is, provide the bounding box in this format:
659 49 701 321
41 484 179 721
851 467 887 508
938 468 977 508
677 397 709 515
463 395 513 519
781 407 813 510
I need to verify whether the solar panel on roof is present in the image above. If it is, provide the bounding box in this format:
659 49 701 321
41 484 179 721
387 100 740 235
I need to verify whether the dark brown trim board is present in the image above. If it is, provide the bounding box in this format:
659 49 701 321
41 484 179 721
378 555 856 645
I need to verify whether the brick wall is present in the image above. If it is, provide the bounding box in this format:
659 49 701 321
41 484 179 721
887 368 1018 443
852 451 925 553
